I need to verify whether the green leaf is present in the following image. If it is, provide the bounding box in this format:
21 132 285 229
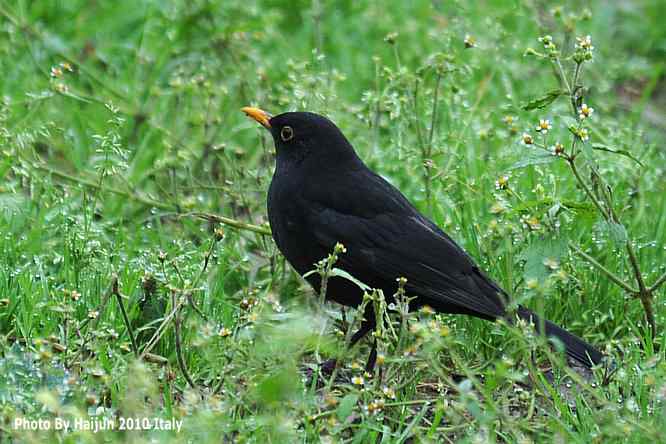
591 143 644 166
520 236 568 281
303 267 371 291
579 137 595 161
560 115 578 128
337 394 359 421
256 367 299 405
49 305 75 314
508 152 558 170
560 199 596 212
0 194 27 217
0 155 13 179
595 220 628 245
521 89 565 111
329 268 372 291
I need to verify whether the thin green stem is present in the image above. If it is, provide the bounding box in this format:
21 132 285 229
172 290 197 389
112 277 139 357
412 78 425 152
569 244 637 294
424 71 443 214
592 161 654 336
566 157 610 220
427 71 443 149
29 160 271 236
554 58 572 94
325 304 362 391
649 271 666 293
570 62 583 114
140 299 184 358
625 241 649 294
556 53 657 339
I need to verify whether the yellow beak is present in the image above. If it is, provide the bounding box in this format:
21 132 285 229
241 106 272 129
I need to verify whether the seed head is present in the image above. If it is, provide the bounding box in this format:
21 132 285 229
521 133 534 146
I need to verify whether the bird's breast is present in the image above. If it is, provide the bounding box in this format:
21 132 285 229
267 174 324 275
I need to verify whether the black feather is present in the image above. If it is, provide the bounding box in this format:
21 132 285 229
516 306 602 367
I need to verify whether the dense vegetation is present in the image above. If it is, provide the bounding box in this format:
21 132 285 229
1 1 665 442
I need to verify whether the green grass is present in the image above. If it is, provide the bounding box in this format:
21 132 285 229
1 0 666 442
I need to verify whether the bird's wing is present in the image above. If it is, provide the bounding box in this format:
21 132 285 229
303 170 506 319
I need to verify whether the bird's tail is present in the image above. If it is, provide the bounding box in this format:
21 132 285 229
515 306 602 368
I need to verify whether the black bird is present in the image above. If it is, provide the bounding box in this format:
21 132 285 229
242 107 602 369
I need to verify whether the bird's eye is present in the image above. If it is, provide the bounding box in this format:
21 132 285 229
280 126 294 142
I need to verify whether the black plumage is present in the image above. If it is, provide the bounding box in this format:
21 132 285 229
242 107 602 368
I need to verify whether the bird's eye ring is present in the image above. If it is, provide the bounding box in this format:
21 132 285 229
280 126 294 142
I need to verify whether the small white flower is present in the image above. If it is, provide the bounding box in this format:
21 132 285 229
579 103 594 119
50 66 63 78
576 35 594 51
366 398 385 414
543 258 560 270
464 34 476 48
577 128 590 141
495 175 509 190
351 376 364 386
536 119 552 134
503 115 517 125
382 386 396 399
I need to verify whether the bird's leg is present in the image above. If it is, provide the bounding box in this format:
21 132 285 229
320 315 376 375
349 317 374 347
365 338 377 372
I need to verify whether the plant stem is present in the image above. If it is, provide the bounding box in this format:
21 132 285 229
593 166 655 337
570 62 583 113
412 78 425 150
649 271 666 293
112 276 139 357
625 240 649 294
427 71 443 149
29 160 271 236
637 291 656 339
559 56 657 339
67 277 116 366
554 58 572 94
311 0 323 54
624 237 656 338
569 244 637 293
140 299 184 358
171 290 196 389
424 71 443 215
185 212 271 236
566 156 610 220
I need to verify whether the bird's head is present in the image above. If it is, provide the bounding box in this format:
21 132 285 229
241 107 360 170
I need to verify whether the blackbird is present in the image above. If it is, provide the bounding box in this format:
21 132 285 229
242 106 602 369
